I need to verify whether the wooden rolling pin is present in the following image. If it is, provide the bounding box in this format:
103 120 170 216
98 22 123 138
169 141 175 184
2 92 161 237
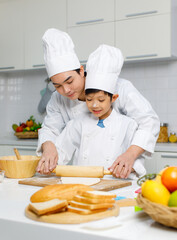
53 165 112 178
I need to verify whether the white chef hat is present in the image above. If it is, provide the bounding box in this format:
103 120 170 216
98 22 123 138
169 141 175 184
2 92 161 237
85 44 124 94
42 28 80 78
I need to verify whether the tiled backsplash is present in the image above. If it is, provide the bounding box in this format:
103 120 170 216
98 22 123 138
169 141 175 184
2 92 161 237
0 60 177 137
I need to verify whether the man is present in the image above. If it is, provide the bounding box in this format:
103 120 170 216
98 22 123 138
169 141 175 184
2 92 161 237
36 28 160 178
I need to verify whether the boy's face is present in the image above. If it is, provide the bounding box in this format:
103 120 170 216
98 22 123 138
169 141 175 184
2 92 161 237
86 91 118 119
50 66 85 100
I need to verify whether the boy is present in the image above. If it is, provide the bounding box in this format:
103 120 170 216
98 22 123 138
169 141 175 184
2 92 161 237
55 45 146 179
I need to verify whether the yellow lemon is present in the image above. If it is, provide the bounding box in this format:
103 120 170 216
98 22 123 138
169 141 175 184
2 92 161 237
141 180 170 206
168 190 177 207
155 167 168 184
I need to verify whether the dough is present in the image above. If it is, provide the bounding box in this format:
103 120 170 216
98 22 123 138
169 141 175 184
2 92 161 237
61 177 100 186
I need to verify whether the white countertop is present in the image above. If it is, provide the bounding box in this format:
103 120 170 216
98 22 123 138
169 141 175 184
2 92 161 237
0 177 177 240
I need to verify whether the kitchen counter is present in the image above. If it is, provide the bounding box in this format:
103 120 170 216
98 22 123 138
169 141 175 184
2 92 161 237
0 133 37 147
1 133 177 153
0 177 176 240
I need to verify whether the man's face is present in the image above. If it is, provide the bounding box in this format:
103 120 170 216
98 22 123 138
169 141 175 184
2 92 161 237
50 67 85 100
85 91 113 119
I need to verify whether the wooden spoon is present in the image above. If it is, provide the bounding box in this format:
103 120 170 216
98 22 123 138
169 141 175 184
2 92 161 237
14 148 21 160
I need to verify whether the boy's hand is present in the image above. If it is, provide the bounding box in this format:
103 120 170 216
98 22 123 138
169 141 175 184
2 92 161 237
36 141 58 174
108 145 145 179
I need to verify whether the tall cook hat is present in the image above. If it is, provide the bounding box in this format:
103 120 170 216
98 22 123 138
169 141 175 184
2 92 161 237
85 44 124 94
42 28 80 78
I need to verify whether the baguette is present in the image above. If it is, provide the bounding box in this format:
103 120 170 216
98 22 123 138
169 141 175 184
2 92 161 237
30 184 93 203
73 195 115 204
29 199 68 216
70 200 114 210
80 190 117 199
67 205 104 215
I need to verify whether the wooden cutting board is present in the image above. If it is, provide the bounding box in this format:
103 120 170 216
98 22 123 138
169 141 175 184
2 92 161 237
19 177 132 191
25 204 119 224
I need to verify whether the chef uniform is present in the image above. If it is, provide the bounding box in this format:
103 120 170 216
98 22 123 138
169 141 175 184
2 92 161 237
37 28 160 161
55 44 146 179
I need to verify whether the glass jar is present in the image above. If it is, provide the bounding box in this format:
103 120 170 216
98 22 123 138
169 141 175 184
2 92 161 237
169 132 177 143
157 123 168 143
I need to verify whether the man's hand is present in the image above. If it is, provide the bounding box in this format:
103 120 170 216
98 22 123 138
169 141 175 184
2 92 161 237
108 145 145 179
36 141 58 174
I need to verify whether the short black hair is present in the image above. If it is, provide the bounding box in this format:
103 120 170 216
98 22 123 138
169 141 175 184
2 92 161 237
74 68 87 77
85 89 113 99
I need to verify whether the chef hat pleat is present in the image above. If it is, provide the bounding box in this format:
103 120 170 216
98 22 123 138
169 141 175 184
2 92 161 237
42 28 80 78
85 44 124 94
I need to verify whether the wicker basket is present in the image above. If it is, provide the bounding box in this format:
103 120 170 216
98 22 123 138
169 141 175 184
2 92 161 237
136 193 177 228
14 131 38 139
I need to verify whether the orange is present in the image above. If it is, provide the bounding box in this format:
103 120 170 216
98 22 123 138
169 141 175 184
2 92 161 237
161 166 177 192
141 180 170 206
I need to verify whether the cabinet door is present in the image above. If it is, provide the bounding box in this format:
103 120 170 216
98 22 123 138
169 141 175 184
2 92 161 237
115 14 171 61
68 22 114 63
156 152 177 172
115 0 170 20
67 0 114 27
0 0 24 71
24 0 66 69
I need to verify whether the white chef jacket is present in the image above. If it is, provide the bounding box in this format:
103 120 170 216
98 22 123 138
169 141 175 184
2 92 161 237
56 109 146 179
37 78 160 156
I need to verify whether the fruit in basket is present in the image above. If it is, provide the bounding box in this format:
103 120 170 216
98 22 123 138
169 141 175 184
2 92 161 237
141 180 170 206
168 190 177 207
161 166 177 192
26 116 35 127
12 116 42 133
16 126 23 132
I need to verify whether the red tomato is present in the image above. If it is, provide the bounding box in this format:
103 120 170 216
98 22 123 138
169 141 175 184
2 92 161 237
16 126 23 132
161 166 177 192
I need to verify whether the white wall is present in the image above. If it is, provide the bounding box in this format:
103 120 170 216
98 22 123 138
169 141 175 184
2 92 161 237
0 59 177 137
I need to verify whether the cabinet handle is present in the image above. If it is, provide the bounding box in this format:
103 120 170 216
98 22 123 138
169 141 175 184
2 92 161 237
33 64 45 68
0 66 15 70
15 146 37 151
76 18 104 25
161 155 177 159
126 11 158 18
126 54 157 59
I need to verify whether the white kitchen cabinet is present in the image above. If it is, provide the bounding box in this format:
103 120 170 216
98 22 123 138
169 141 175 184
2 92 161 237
115 0 170 20
0 145 37 156
24 0 67 69
145 151 177 174
115 0 177 61
67 0 114 27
115 14 171 61
0 0 66 72
68 22 114 63
0 0 24 71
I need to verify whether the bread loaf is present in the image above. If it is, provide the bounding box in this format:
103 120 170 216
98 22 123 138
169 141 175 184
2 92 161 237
29 199 68 216
30 184 93 203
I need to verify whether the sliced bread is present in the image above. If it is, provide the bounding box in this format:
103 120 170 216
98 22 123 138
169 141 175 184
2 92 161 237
80 190 117 199
70 200 114 210
29 198 68 216
67 205 104 215
73 195 115 204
